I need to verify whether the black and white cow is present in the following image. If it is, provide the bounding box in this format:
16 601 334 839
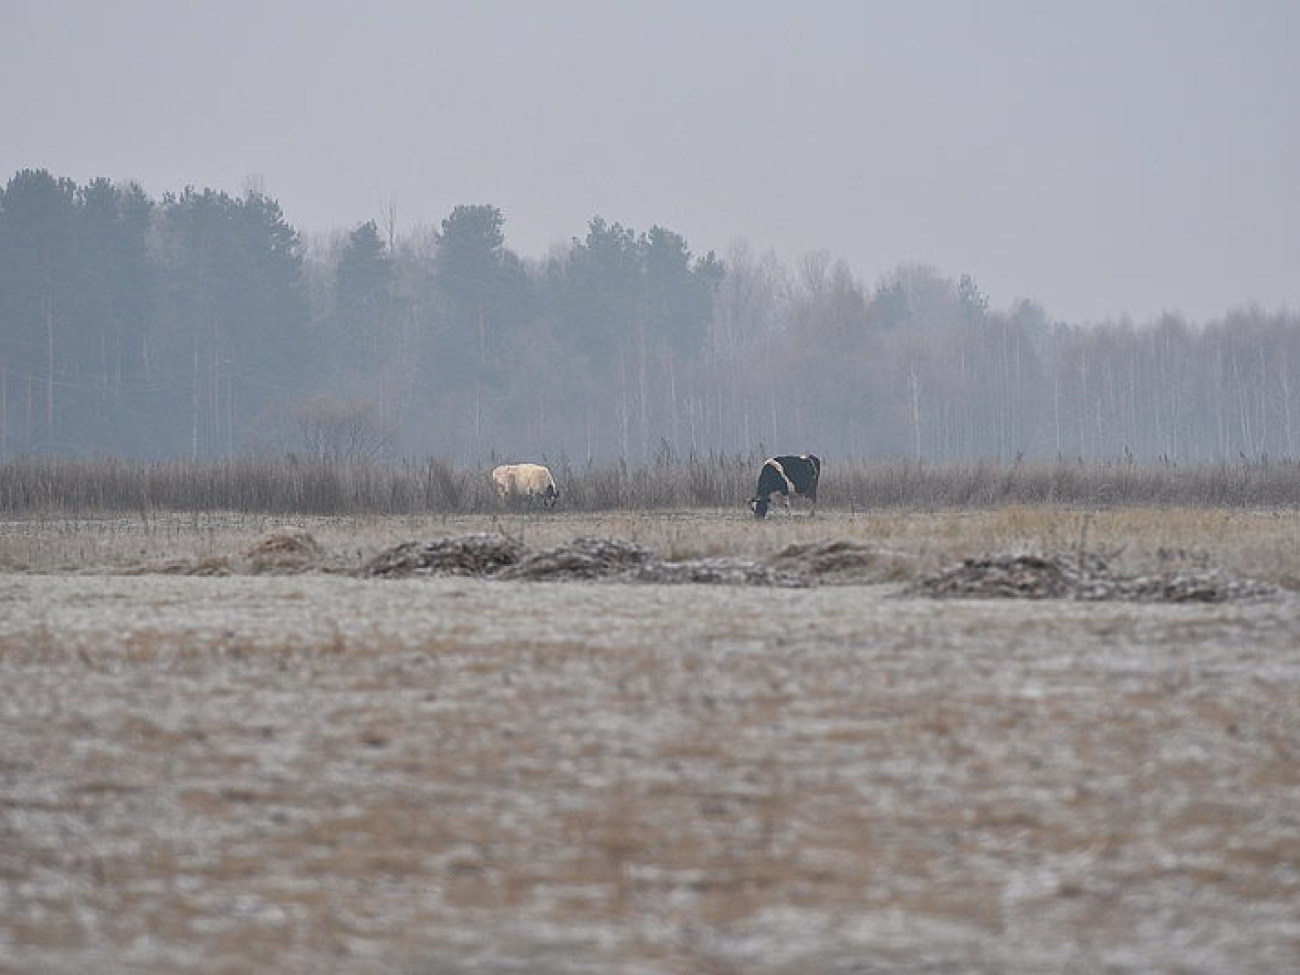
748 454 821 519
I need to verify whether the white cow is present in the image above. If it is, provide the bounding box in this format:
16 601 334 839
491 463 559 508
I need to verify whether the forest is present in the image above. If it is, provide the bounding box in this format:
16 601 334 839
2 167 1297 466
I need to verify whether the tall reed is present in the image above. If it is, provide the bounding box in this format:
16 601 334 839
2 454 1298 516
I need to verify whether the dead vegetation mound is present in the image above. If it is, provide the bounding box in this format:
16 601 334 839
912 550 1276 602
364 533 527 577
495 537 653 581
120 529 1278 599
1121 569 1278 603
124 527 326 576
768 539 915 584
243 527 324 571
362 534 808 586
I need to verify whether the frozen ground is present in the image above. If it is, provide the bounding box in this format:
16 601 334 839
2 512 1299 973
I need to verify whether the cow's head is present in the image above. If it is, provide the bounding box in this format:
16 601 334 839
543 483 559 508
748 495 770 520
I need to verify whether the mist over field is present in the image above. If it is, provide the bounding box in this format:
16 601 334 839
4 4 1299 468
5 9 1300 973
3 171 1299 469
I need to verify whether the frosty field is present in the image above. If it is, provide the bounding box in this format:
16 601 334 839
2 509 1299 974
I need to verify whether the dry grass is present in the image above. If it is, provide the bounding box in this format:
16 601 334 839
2 505 1297 589
5 455 1300 516
2 511 1299 973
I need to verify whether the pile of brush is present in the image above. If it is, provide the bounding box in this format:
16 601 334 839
364 533 528 577
364 533 808 587
911 550 1276 603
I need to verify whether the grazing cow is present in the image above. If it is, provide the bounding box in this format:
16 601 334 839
492 463 559 508
748 454 821 519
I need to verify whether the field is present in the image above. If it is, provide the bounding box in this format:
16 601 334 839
3 507 1300 974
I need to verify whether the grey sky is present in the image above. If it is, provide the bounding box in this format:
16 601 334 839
5 0 1297 324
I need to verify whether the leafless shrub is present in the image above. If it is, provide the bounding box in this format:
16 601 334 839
420 457 467 510
579 460 628 511
292 396 395 463
825 456 1300 510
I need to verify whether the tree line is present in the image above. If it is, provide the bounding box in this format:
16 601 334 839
2 167 1297 465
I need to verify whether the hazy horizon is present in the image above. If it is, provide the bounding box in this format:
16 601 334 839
5 0 1298 325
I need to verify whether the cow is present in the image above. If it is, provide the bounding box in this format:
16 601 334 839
491 463 559 509
748 454 821 519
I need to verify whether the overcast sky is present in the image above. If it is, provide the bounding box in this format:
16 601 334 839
5 1 1297 324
